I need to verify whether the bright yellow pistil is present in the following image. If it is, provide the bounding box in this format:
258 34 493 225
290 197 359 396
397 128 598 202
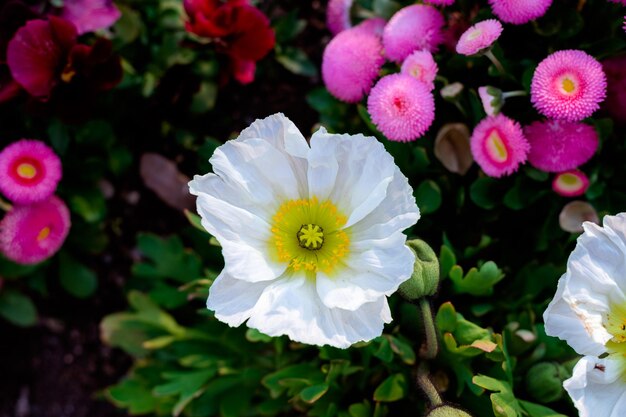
562 77 576 94
271 197 350 274
17 162 37 179
604 303 626 356
37 226 50 241
486 130 508 163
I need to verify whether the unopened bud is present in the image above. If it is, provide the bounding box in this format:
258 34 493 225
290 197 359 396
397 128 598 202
426 405 473 417
440 82 464 101
477 86 503 116
526 362 569 403
398 239 440 301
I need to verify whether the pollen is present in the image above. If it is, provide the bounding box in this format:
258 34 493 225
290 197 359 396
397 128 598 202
16 162 37 179
270 197 350 274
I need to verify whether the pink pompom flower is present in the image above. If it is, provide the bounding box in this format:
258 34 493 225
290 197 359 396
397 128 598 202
531 50 607 122
488 0 553 25
0 139 62 204
552 170 589 197
322 25 385 103
0 196 71 265
400 50 438 91
367 73 435 142
456 19 503 56
470 114 529 177
525 120 598 173
383 4 445 62
326 0 353 36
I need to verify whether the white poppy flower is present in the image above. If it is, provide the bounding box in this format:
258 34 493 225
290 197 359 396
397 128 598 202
189 113 419 348
544 213 626 417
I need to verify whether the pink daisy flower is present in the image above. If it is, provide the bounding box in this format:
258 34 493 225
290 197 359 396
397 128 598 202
58 0 121 35
383 4 445 62
602 55 626 124
456 19 503 56
322 26 385 103
0 139 62 204
400 50 438 91
531 50 607 122
0 196 71 265
353 17 386 37
367 73 435 142
470 114 529 177
326 0 353 36
525 120 598 173
488 0 553 25
424 0 455 5
552 170 589 197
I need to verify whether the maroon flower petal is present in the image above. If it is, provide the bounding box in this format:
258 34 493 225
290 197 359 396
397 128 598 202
230 57 255 84
227 5 275 61
0 66 21 103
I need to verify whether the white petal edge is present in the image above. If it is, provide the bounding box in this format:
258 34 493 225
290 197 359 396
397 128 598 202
564 356 626 417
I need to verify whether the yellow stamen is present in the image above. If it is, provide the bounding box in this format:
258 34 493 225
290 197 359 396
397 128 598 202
486 130 508 163
37 227 50 241
562 77 576 94
16 163 37 179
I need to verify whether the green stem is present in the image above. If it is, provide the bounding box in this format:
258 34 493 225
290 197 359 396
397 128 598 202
419 298 438 360
502 90 527 99
485 50 506 76
453 102 468 118
417 361 442 407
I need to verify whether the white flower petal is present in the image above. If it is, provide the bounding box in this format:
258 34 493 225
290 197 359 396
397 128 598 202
238 113 310 160
247 276 392 348
564 356 626 417
207 271 273 327
308 128 397 227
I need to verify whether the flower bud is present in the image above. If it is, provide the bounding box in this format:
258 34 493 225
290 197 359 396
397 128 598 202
440 82 464 101
426 405 473 417
478 86 503 116
525 362 570 403
398 239 440 301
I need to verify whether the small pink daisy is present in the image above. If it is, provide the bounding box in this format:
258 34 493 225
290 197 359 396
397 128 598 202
552 170 589 197
400 50 438 91
0 196 71 265
0 139 62 204
424 0 455 5
322 26 385 103
525 120 598 172
367 73 435 142
488 0 553 25
383 4 445 62
456 19 503 56
326 0 353 36
531 50 607 121
470 114 529 177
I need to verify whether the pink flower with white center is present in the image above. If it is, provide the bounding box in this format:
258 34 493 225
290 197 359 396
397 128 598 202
326 0 353 36
424 0 455 5
400 50 438 91
0 139 62 204
0 196 71 265
322 25 385 103
603 55 626 124
367 73 435 142
383 4 445 62
552 170 589 197
488 0 553 25
525 120 598 173
531 50 607 122
470 114 529 177
455 19 503 56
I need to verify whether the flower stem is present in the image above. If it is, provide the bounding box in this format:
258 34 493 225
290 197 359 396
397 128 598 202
502 90 528 99
419 298 438 360
453 102 468 118
0 198 12 212
417 361 442 407
485 50 506 76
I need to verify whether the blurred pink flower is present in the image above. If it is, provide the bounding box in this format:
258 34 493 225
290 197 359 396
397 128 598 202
456 19 502 56
488 0 553 25
552 170 589 197
383 4 445 62
424 0 455 5
400 50 438 91
58 0 121 34
0 196 71 265
326 0 352 35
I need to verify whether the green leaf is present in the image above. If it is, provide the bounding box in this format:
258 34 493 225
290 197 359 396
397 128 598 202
373 336 394 363
274 10 306 43
416 180 442 214
0 290 37 326
276 47 318 77
348 402 371 417
449 261 505 296
439 245 456 278
184 209 208 233
436 302 458 332
387 335 416 365
300 383 329 403
59 252 98 298
519 400 568 417
470 177 501 210
373 374 407 402
472 375 523 417
246 328 272 343
68 188 107 223
108 377 158 414
190 81 217 114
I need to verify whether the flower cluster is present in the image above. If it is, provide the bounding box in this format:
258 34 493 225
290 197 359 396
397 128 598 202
0 139 70 264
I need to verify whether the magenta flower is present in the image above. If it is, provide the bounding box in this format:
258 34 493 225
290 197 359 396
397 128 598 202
525 120 598 173
470 114 529 177
322 26 385 103
456 19 503 56
603 55 626 124
531 50 607 122
58 0 121 34
400 50 438 91
488 0 553 25
0 139 62 204
367 73 435 142
326 0 353 36
383 4 445 62
552 170 589 198
353 17 386 36
0 196 71 265
424 0 455 5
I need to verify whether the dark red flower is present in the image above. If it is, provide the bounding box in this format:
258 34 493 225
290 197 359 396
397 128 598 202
0 0 37 62
602 55 626 124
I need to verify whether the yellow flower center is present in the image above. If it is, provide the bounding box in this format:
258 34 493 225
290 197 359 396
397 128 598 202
17 162 37 179
604 303 626 356
410 66 423 79
485 130 508 163
270 197 350 274
467 28 483 41
555 173 583 192
37 226 51 241
561 77 576 93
